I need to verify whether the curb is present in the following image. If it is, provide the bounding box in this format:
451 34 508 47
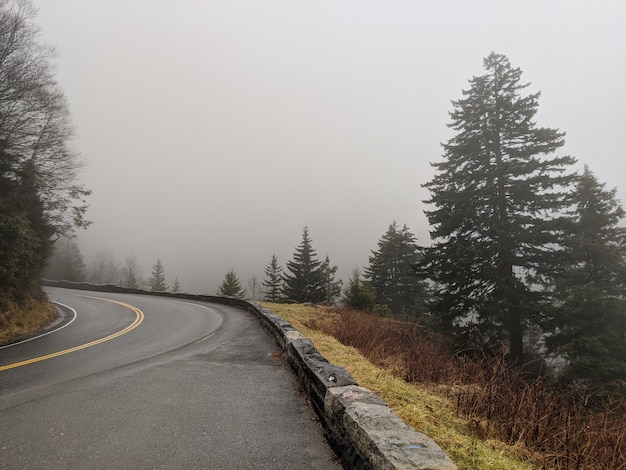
42 281 457 469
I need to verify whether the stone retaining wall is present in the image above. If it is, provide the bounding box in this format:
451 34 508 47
42 280 457 469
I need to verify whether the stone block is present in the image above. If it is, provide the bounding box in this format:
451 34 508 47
286 337 357 417
343 403 457 470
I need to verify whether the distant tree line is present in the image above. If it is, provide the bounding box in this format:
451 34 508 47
240 223 428 312
218 226 344 303
44 246 183 294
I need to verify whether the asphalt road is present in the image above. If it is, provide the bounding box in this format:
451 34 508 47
0 288 340 469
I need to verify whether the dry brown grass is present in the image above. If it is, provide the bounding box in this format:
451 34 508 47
0 298 57 346
265 303 626 470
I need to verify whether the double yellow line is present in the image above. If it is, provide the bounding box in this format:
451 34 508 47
0 296 144 372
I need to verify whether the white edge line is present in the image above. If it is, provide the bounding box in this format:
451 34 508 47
170 300 225 344
0 301 78 350
172 299 219 312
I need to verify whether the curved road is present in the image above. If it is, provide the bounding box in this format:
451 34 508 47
0 288 339 469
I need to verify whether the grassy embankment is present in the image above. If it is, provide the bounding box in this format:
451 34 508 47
264 303 625 470
0 299 56 346
264 302 534 470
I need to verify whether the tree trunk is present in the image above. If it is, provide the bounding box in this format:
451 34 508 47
508 304 524 364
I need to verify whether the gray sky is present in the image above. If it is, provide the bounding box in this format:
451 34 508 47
33 0 625 294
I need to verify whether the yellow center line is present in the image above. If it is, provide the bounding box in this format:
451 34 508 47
0 296 145 372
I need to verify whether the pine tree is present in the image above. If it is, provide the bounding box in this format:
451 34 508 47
262 254 283 302
342 268 375 311
1 141 55 304
147 258 167 292
218 269 246 297
421 53 577 362
320 255 343 304
545 166 626 385
171 277 182 293
282 226 325 303
365 221 427 316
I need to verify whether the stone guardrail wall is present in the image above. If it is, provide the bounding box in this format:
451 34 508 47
42 280 457 470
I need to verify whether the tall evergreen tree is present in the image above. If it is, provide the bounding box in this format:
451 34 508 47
0 196 52 304
421 53 577 362
218 269 246 297
282 226 325 303
147 258 167 292
545 166 626 385
365 221 427 316
0 146 54 305
262 254 283 302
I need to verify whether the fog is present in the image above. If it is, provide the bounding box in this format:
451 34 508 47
33 1 625 294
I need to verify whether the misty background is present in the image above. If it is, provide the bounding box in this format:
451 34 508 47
33 1 625 294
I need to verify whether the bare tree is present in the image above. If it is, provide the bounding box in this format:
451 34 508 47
120 254 142 288
43 235 86 282
247 275 262 301
0 0 90 235
89 248 119 285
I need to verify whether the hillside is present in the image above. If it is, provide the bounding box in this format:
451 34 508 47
264 303 625 470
